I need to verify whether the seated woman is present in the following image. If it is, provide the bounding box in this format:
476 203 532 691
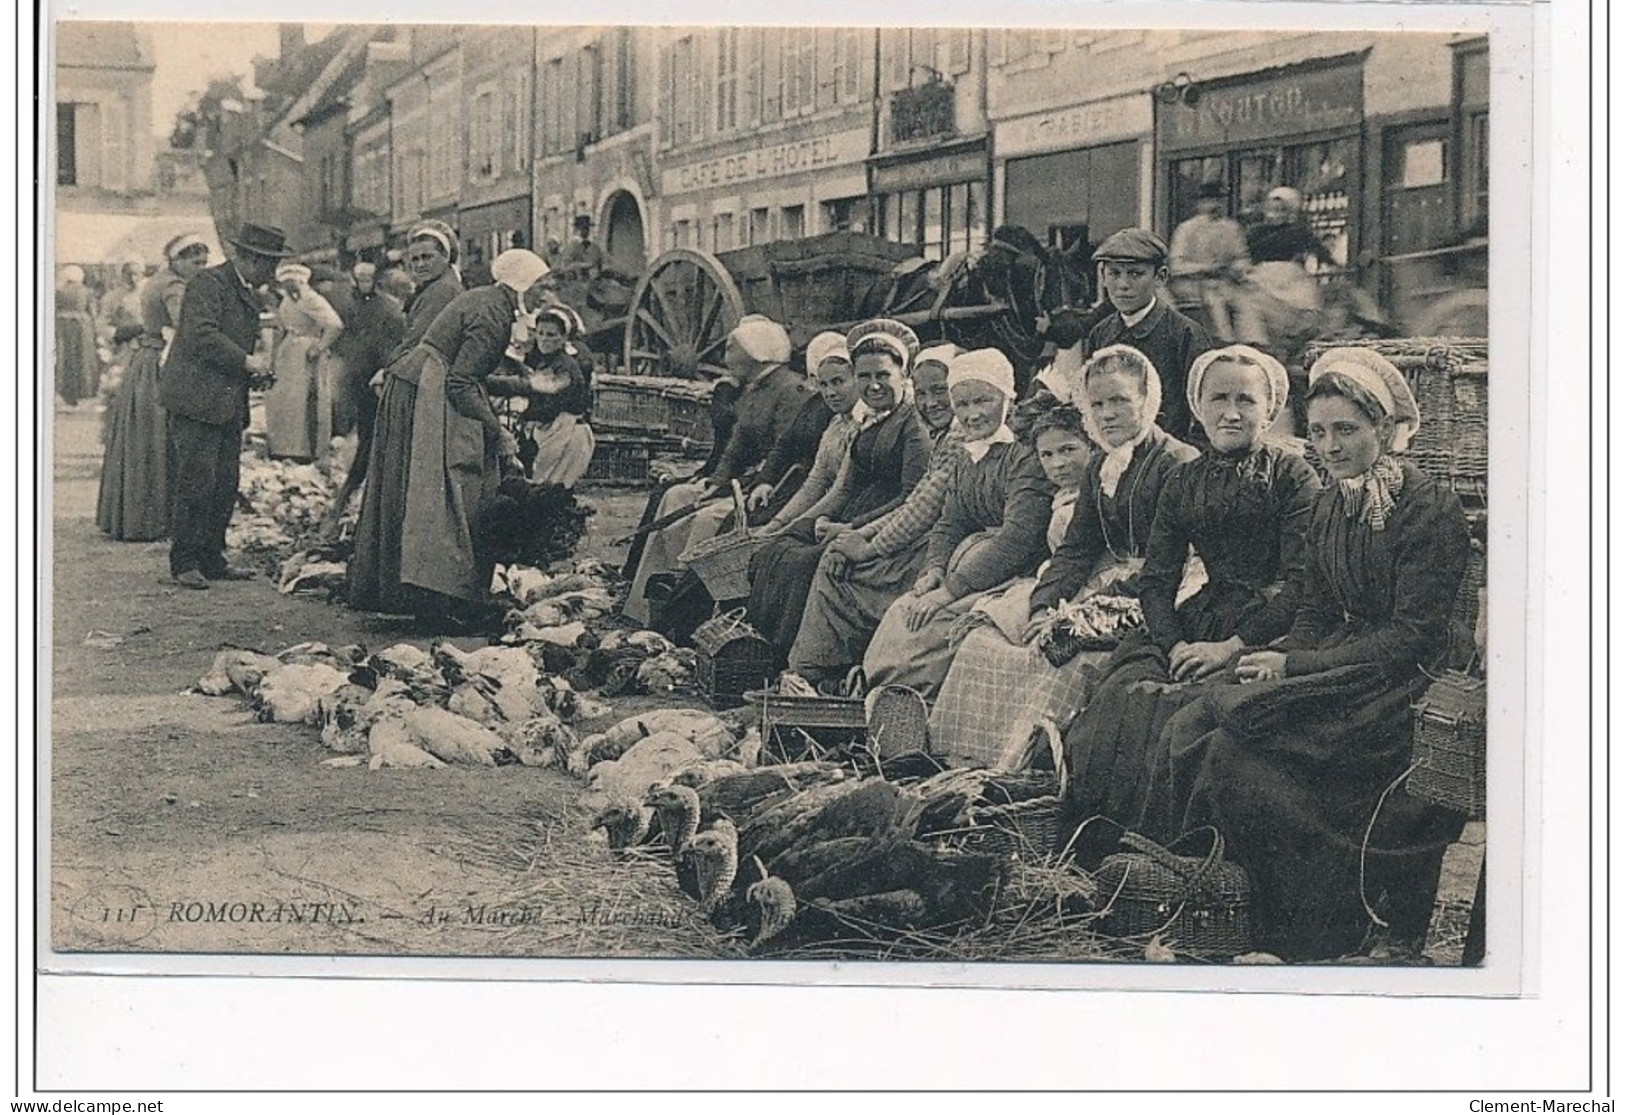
858 349 1055 698
747 321 934 664
756 331 866 529
784 346 962 687
623 315 811 626
507 303 594 487
930 346 1199 768
1058 344 1321 855
1147 348 1470 961
348 249 549 626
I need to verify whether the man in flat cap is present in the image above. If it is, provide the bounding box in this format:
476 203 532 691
158 221 288 588
1084 227 1215 442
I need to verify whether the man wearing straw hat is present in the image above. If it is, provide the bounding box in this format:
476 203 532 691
159 221 291 589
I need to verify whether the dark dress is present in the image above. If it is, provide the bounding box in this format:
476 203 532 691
56 284 100 405
746 404 933 662
1060 443 1321 850
97 268 185 541
348 284 519 615
332 289 407 479
1150 461 1471 959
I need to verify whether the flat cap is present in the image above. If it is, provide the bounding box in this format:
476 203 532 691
1092 228 1169 264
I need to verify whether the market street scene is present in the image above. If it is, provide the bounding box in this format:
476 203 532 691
49 22 1489 965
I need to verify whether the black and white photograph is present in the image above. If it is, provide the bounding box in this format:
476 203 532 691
42 13 1524 981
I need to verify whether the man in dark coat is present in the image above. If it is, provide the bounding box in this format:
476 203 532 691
1084 227 1215 443
158 222 289 588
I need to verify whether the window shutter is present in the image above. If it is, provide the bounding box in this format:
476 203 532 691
948 28 971 75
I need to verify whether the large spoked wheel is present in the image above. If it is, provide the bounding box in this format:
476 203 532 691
623 248 746 379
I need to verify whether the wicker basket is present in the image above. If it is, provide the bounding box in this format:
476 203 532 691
1446 539 1488 673
1093 829 1254 957
692 610 776 709
865 685 931 759
583 432 669 484
1409 670 1487 820
954 796 1064 864
680 481 762 601
744 687 869 761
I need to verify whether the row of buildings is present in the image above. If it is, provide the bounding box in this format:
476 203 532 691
194 25 1490 310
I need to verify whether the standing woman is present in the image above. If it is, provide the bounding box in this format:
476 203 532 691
348 249 545 624
96 234 209 541
1058 344 1321 855
55 265 100 407
1152 348 1470 960
263 262 344 462
388 220 465 368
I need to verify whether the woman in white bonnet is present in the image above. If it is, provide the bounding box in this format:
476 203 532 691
263 260 344 461
55 264 99 407
96 233 209 541
859 348 1054 696
349 248 549 626
1150 345 1472 961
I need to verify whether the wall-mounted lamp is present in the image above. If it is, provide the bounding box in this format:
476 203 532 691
1152 72 1199 106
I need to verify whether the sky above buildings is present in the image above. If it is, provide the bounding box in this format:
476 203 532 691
147 23 333 138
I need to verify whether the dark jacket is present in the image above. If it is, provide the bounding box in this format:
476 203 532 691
1084 299 1214 442
158 262 264 428
334 290 407 385
710 363 814 487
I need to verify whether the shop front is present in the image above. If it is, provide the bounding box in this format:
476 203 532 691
657 125 871 253
458 194 533 286
869 138 989 261
994 91 1151 256
1156 53 1367 270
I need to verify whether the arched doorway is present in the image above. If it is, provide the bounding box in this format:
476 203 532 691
603 190 647 277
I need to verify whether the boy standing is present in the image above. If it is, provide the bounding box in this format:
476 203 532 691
1084 227 1215 442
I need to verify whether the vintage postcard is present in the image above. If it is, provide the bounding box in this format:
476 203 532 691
41 2 1538 1005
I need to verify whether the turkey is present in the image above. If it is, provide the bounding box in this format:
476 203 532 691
743 840 1010 954
254 662 353 725
589 798 656 851
671 763 849 827
399 706 506 767
644 784 702 858
195 647 282 698
367 717 447 770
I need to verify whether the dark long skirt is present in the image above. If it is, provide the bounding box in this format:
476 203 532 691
1153 664 1465 960
56 311 98 404
746 519 828 663
348 371 422 613
96 343 170 541
1058 635 1224 862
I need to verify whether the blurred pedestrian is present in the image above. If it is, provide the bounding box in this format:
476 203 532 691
1237 186 1336 360
54 264 99 407
1169 181 1251 341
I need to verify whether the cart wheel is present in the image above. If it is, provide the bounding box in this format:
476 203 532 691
623 248 746 379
